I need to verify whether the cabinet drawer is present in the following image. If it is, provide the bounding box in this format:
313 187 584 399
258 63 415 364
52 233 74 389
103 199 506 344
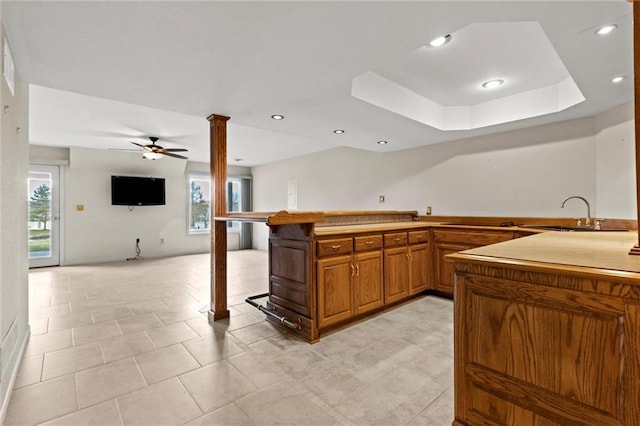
317 238 353 257
432 230 513 246
384 232 408 247
354 235 383 252
408 230 429 244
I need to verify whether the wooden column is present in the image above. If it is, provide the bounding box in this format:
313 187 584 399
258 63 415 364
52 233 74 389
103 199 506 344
207 114 231 320
631 0 640 254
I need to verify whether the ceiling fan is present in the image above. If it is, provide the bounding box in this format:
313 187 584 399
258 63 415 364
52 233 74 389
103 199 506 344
130 136 189 160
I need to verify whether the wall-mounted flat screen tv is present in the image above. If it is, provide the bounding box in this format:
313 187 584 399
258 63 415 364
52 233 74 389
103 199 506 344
111 175 166 206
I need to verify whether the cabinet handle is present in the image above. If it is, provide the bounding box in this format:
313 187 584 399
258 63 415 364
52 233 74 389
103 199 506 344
355 264 360 276
365 241 373 246
331 244 341 250
405 253 411 262
350 264 355 277
394 238 400 242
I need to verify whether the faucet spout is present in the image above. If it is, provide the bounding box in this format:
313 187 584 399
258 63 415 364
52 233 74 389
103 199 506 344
561 196 591 226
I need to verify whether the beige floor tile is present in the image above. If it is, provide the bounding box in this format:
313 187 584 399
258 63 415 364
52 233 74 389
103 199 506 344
24 329 73 357
14 354 43 389
179 360 258 413
154 307 200 325
117 378 202 425
42 342 105 381
184 316 216 336
4 374 77 425
127 299 169 315
227 352 284 389
184 402 256 426
40 399 122 426
99 330 156 363
182 334 244 366
116 312 163 334
135 344 200 384
48 311 94 332
29 318 49 335
11 252 456 426
146 321 198 348
72 320 122 346
70 297 108 313
229 321 280 345
91 305 134 323
236 382 338 426
76 357 146 409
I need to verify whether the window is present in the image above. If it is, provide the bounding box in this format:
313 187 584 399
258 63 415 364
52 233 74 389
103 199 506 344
188 174 253 242
189 175 211 233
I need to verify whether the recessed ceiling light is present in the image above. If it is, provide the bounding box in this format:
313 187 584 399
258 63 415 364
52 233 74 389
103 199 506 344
271 114 284 120
481 79 504 89
611 75 625 84
333 129 345 134
595 24 617 36
428 34 451 48
377 140 388 145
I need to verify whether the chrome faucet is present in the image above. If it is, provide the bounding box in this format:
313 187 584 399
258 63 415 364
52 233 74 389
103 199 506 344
561 196 591 227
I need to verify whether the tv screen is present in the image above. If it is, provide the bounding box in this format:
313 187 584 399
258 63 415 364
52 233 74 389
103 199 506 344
111 175 166 206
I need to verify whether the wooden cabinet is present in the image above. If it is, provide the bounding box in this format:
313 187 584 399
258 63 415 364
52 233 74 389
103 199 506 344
316 234 383 327
432 229 514 296
452 257 640 426
317 254 353 328
384 230 430 303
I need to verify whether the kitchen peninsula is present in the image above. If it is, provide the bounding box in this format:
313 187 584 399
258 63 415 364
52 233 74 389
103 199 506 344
448 231 640 425
219 210 560 342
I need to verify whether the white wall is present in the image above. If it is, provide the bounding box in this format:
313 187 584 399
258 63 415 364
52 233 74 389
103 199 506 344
251 109 636 250
0 25 30 420
595 102 636 219
28 145 251 265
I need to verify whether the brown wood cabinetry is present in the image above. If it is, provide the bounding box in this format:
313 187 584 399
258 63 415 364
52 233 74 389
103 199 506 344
384 230 431 303
432 229 514 296
451 237 640 426
316 234 384 328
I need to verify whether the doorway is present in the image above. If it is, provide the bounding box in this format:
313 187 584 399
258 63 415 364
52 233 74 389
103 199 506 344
28 164 61 267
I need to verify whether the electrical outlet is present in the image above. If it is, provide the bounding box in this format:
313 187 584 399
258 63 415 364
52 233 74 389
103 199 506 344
426 206 432 215
160 238 165 244
379 195 385 203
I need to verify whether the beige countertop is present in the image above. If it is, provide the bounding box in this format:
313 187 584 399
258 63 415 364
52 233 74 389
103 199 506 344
314 221 433 236
456 230 640 275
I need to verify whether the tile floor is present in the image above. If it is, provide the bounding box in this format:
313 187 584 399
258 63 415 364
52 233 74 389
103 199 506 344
5 250 454 425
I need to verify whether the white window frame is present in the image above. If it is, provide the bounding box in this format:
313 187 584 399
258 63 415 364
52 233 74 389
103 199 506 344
188 173 211 234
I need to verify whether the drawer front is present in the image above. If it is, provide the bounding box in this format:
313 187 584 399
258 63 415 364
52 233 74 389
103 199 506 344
408 230 429 245
432 229 513 246
317 238 353 257
384 232 408 247
354 235 383 252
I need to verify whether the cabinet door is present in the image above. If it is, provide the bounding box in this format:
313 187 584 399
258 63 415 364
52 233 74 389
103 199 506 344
384 246 410 304
409 243 429 295
354 250 383 315
434 243 469 295
317 255 354 328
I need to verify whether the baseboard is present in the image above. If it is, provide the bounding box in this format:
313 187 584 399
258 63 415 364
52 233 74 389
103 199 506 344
0 326 30 425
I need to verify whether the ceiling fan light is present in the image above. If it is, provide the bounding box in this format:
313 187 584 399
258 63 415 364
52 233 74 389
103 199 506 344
142 152 163 160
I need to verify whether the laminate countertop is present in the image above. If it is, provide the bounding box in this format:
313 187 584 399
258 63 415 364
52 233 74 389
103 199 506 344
453 230 640 277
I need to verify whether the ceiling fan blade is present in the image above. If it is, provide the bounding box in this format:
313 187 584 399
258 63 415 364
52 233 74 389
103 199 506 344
131 141 150 149
161 148 188 152
108 148 140 151
162 152 189 160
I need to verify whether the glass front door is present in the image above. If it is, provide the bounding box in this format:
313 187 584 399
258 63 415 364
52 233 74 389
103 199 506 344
28 164 60 267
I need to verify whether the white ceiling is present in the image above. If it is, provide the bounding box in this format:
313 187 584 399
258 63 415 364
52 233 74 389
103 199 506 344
4 1 634 166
